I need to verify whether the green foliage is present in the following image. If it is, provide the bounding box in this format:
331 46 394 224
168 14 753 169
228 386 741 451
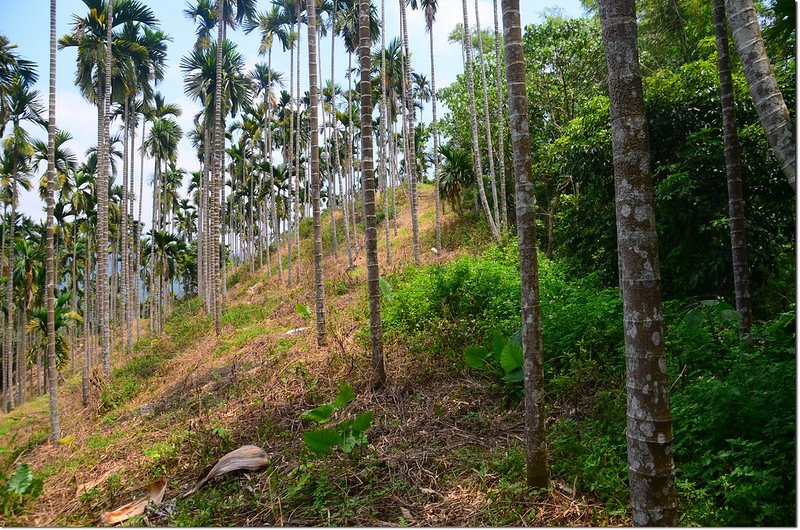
296 304 312 320
667 305 796 526
300 384 373 456
1 463 43 516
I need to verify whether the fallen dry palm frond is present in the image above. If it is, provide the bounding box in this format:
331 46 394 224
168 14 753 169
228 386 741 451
183 444 270 497
98 477 167 525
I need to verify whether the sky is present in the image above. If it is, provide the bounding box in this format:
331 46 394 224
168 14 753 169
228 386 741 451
0 0 585 230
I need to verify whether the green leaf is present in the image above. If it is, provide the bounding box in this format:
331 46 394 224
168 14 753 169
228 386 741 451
720 309 742 322
500 342 524 373
352 411 373 433
296 304 312 320
6 464 33 495
502 369 524 383
332 384 355 408
379 277 394 302
302 429 341 455
300 404 336 424
684 308 704 332
463 346 490 369
491 331 506 358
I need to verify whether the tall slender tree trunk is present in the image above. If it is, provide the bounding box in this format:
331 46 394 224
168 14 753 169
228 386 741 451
120 98 130 354
725 0 795 189
6 178 17 411
267 49 282 284
380 0 391 264
360 0 386 389
428 17 442 250
493 0 508 229
502 0 547 487
45 0 60 441
462 0 500 241
474 0 500 225
98 0 113 374
307 1 327 346
398 0 420 262
328 12 339 257
294 27 302 281
712 0 753 333
212 0 224 333
599 0 677 524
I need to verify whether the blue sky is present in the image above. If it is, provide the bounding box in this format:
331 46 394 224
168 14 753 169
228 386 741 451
1 0 585 227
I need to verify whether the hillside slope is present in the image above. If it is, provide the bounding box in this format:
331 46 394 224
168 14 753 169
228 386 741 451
0 185 625 526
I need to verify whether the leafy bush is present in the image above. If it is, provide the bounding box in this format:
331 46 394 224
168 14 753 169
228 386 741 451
300 384 373 456
1 463 43 517
668 305 796 526
384 243 624 393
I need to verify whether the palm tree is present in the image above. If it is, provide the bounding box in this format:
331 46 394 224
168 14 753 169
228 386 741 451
307 0 327 347
725 0 795 189
246 5 289 282
0 35 38 136
491 0 507 228
712 0 752 332
500 0 547 488
397 0 420 262
2 78 40 412
598 0 677 523
473 0 500 229
408 0 441 249
45 0 61 442
359 0 385 388
59 0 159 375
460 0 499 241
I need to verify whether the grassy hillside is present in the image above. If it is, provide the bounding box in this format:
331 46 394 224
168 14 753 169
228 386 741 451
0 184 793 526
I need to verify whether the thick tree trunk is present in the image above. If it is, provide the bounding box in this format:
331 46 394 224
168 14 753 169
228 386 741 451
725 0 795 189
598 0 677 524
712 0 753 333
360 0 386 389
462 0 500 241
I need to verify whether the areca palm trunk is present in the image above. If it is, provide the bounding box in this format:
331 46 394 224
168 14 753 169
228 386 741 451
398 0 420 262
712 0 752 332
461 0 500 241
359 0 385 389
492 0 508 229
267 49 282 284
137 119 146 339
598 0 677 524
307 0 326 346
501 0 546 487
428 8 442 250
294 27 301 281
725 0 795 189
212 0 224 334
327 11 339 257
6 176 17 411
287 41 296 286
98 0 113 375
46 0 60 436
121 98 129 354
380 0 391 264
474 0 500 226
82 247 92 407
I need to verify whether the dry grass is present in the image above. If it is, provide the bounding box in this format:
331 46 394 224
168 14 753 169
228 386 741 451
0 185 622 527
